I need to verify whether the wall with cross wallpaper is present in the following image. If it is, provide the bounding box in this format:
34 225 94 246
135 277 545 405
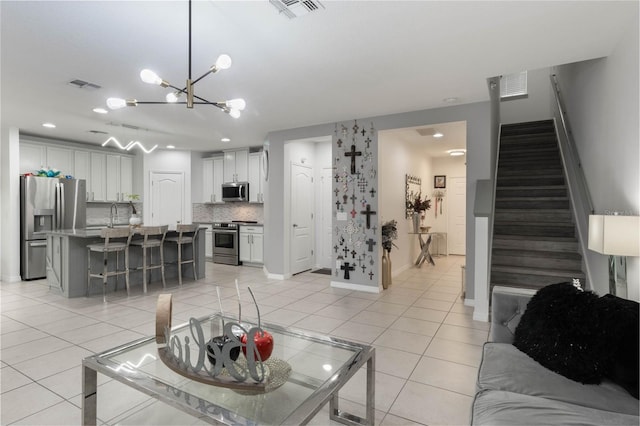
332 120 379 291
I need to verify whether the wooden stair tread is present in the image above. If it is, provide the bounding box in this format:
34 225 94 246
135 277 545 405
492 265 585 277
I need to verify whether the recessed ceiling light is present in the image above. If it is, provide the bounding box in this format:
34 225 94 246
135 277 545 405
221 138 231 143
447 149 466 156
167 145 175 149
93 107 108 114
433 132 444 138
42 123 56 128
443 97 458 103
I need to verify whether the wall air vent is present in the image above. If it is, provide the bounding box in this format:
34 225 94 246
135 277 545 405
500 71 528 100
269 0 324 19
67 79 102 90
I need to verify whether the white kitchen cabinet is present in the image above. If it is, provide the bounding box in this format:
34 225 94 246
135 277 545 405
74 151 90 200
74 151 90 180
202 156 224 203
223 149 248 183
248 151 265 203
19 143 46 174
239 225 263 265
46 147 74 177
120 155 133 199
203 224 213 259
105 154 133 202
90 152 106 201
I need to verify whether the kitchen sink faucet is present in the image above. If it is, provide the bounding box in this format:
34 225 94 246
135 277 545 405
109 203 118 228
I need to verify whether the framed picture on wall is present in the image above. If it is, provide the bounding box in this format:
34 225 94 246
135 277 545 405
434 175 446 189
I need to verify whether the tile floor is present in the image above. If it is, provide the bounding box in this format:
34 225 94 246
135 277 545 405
1 255 489 425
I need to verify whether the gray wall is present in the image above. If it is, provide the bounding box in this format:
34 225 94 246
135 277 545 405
265 102 492 298
554 11 639 300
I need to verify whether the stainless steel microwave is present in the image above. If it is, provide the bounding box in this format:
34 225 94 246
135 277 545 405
222 182 249 202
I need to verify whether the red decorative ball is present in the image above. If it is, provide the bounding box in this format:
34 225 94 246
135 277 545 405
241 330 273 362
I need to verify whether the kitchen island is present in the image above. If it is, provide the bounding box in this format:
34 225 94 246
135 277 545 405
46 227 206 298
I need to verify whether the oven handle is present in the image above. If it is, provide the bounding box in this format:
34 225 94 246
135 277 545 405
213 229 238 234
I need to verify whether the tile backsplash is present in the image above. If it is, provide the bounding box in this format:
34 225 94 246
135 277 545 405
193 203 264 223
87 202 142 226
86 202 263 226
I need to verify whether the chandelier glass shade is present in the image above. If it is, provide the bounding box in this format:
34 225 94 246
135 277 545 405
106 0 245 118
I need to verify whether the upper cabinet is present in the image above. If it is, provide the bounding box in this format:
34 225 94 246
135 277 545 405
19 143 46 174
105 154 133 202
90 153 106 201
223 149 248 183
46 147 74 176
202 156 224 203
248 151 265 203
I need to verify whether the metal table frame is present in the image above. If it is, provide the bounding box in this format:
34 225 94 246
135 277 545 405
82 315 375 425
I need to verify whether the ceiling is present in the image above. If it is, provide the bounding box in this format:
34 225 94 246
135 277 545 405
1 1 636 153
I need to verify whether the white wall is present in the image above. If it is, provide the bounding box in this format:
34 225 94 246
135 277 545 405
500 67 554 125
379 134 432 275
430 155 467 235
143 150 193 225
0 127 21 282
265 102 491 300
314 141 332 268
555 11 639 300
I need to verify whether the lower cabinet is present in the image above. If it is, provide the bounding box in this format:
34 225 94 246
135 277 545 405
239 226 263 265
203 225 213 259
46 234 65 291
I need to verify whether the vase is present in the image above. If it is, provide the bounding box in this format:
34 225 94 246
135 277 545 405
412 211 421 233
382 250 392 289
129 214 142 226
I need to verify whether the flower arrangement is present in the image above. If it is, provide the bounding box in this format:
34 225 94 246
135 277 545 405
126 194 140 214
381 220 398 252
409 192 432 212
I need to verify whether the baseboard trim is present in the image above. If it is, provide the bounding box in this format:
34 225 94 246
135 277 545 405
1 274 22 283
331 281 381 294
464 297 475 307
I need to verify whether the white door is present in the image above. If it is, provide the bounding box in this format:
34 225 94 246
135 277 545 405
319 167 333 269
448 177 466 255
150 172 184 229
291 163 313 274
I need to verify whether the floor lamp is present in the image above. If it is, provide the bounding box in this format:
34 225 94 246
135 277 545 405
588 214 640 298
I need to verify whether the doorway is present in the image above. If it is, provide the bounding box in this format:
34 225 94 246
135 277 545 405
448 176 466 255
290 162 314 274
150 171 184 228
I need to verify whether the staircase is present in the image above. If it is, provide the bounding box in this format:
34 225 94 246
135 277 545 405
491 120 585 291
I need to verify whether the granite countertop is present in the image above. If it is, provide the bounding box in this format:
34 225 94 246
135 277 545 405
47 228 106 238
48 225 211 239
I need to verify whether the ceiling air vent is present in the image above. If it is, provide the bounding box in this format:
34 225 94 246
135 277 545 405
269 0 324 19
88 130 108 135
67 79 102 90
416 128 436 137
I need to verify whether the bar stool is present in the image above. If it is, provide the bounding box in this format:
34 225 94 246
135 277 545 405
129 225 168 293
165 224 200 286
87 227 133 302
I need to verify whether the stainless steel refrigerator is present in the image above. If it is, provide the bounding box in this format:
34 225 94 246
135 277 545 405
20 176 86 280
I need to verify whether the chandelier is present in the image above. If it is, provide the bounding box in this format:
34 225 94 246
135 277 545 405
106 0 245 118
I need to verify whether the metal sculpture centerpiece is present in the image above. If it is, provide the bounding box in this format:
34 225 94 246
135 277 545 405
155 283 288 391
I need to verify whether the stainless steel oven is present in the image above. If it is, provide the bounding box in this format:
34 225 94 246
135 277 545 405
212 222 240 265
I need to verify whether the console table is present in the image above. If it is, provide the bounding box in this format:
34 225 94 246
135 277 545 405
409 231 447 267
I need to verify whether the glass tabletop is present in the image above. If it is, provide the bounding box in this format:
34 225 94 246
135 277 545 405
84 314 373 425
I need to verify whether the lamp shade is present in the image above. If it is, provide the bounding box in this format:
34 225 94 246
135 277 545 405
588 215 640 256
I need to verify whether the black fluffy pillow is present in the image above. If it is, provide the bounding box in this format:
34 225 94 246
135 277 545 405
597 294 639 398
513 282 606 384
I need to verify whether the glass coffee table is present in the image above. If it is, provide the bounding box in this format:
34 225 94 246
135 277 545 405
82 314 375 425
